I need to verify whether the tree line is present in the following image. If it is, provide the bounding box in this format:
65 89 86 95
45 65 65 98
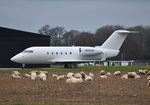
38 25 150 60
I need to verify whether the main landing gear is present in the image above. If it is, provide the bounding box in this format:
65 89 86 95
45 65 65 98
64 64 77 68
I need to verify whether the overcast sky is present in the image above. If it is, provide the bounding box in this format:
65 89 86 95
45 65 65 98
0 0 150 33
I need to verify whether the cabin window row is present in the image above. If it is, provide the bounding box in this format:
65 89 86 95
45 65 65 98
47 52 72 55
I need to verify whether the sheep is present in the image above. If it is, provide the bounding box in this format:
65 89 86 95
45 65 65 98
57 75 66 80
138 70 148 75
52 74 58 78
127 72 137 78
114 71 121 76
85 76 93 81
66 77 84 83
11 73 21 79
38 71 48 81
67 72 74 79
12 71 20 75
100 70 106 75
147 71 150 75
134 75 141 79
25 73 31 78
121 74 128 80
74 73 82 78
89 72 94 78
147 80 150 86
80 71 87 79
147 76 150 80
30 71 38 80
106 72 111 76
100 75 108 79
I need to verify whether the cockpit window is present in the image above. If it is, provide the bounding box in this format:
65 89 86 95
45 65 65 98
22 50 33 53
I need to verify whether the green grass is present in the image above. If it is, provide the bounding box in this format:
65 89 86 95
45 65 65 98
0 65 149 72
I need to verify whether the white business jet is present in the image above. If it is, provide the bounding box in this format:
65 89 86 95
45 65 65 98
10 30 137 68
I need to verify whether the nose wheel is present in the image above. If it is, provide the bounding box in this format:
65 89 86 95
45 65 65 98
21 64 26 69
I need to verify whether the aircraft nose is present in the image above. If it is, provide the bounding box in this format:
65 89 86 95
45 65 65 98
10 56 16 62
10 54 24 63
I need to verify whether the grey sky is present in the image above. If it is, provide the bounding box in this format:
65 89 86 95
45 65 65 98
0 0 150 33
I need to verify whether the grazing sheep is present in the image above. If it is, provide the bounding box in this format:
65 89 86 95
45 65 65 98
12 71 20 75
57 75 66 80
147 76 150 80
135 75 141 79
30 71 38 80
85 76 93 81
121 74 128 80
74 73 82 78
127 72 137 78
100 70 106 75
147 71 150 75
80 71 87 79
147 80 150 86
100 75 108 79
114 71 121 76
66 77 84 83
106 72 112 76
138 70 148 75
38 71 48 81
11 73 21 79
25 73 31 78
67 72 74 79
52 74 58 78
89 72 94 78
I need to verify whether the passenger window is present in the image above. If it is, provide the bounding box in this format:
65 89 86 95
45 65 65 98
56 52 58 55
60 52 63 55
65 52 67 55
47 52 49 55
70 52 72 55
51 52 53 55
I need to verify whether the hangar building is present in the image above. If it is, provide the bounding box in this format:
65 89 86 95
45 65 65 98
0 27 50 68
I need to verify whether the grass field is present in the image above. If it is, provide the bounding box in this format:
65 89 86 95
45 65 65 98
0 66 149 105
0 103 85 105
0 65 149 72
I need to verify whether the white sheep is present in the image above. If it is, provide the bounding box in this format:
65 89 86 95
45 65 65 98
121 74 128 80
57 75 66 80
85 76 93 81
147 80 150 86
66 77 84 83
100 75 108 79
80 71 88 79
12 71 20 75
89 72 94 78
67 72 74 79
38 71 48 81
147 71 150 75
127 72 137 78
138 70 148 75
74 73 82 78
114 71 121 76
11 73 21 79
106 72 111 76
100 70 106 75
30 71 38 80
25 73 31 78
52 74 58 78
147 76 150 80
135 75 141 79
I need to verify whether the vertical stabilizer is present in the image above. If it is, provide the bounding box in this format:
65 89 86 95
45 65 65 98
101 30 137 50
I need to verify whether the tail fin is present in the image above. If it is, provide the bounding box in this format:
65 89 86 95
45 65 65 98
101 30 138 50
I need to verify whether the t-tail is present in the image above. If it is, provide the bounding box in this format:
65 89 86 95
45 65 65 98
101 30 138 50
